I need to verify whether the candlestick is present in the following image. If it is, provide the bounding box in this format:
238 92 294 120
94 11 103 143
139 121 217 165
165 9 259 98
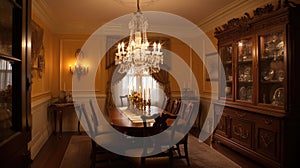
147 99 151 113
148 88 151 99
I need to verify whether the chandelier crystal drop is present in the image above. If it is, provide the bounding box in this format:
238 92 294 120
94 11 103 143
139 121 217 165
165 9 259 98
115 0 163 75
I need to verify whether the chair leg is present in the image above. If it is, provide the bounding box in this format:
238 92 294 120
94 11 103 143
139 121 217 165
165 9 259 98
176 144 181 157
90 142 96 168
141 157 146 168
184 142 190 166
169 149 174 168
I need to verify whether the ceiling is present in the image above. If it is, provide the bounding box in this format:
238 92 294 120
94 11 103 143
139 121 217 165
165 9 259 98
37 0 237 34
35 0 300 34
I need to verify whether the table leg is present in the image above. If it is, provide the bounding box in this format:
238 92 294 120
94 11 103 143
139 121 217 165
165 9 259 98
54 109 57 135
58 110 63 138
77 108 82 135
77 120 81 135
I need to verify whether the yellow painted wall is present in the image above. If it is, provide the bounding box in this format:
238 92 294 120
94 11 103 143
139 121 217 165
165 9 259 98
31 16 59 98
30 13 60 159
58 34 107 95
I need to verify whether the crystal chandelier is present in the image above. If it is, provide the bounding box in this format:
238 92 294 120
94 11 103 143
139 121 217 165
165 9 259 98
115 0 163 75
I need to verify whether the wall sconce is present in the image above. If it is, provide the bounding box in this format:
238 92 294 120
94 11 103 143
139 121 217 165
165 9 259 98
69 48 88 79
69 63 88 74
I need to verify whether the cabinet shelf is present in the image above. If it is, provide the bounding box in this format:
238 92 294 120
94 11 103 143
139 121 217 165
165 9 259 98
238 80 253 83
260 80 283 84
238 59 252 64
223 61 232 64
260 55 284 62
0 53 21 62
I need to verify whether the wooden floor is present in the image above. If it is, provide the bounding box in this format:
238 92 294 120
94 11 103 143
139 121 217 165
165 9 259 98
31 131 264 168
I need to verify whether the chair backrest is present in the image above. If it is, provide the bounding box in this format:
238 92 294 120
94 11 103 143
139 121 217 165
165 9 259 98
75 100 102 138
161 96 171 111
170 98 181 114
75 103 96 137
176 101 194 130
141 113 168 136
120 95 129 107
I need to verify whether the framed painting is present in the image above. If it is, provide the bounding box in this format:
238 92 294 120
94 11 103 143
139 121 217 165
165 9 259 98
31 21 45 78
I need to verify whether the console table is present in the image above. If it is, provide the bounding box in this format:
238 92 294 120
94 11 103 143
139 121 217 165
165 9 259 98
48 102 81 138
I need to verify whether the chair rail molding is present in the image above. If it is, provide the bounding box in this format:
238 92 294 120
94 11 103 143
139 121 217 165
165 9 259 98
31 91 51 109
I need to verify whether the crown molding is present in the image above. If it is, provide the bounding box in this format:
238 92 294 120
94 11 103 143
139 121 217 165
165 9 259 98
197 0 275 33
32 0 58 33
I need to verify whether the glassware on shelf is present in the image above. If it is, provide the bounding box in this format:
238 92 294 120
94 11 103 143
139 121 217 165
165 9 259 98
238 65 252 82
238 38 252 62
262 69 274 81
261 31 284 59
239 86 247 100
225 86 231 96
220 45 233 99
271 87 284 106
258 30 285 107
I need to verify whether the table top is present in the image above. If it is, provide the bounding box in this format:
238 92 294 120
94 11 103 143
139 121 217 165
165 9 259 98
49 102 74 108
109 106 174 130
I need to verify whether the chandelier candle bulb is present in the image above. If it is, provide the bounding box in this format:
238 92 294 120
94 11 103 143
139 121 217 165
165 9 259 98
121 42 125 53
158 43 161 52
153 42 157 52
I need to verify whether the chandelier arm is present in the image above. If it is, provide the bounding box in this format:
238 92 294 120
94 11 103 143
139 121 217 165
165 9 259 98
137 0 141 12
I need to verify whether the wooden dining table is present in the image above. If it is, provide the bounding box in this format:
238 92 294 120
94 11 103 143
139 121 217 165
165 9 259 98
109 106 175 135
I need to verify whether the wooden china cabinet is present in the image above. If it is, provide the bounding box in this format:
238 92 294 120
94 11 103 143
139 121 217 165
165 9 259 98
0 0 31 167
213 1 300 167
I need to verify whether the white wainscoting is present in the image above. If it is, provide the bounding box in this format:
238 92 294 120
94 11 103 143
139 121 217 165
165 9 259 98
28 92 107 160
28 92 52 160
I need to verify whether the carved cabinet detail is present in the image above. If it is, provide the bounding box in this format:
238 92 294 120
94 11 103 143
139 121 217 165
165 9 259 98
214 105 281 167
231 119 252 148
213 1 300 167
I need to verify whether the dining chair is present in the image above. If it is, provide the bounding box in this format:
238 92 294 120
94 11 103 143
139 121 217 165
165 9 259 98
120 95 129 107
161 96 171 111
170 98 181 114
140 113 174 167
169 101 195 166
76 100 129 168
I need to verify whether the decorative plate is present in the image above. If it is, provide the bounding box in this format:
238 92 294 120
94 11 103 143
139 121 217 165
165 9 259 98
239 86 247 100
271 87 284 106
246 86 253 100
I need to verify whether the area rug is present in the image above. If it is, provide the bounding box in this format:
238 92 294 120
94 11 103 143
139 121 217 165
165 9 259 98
60 134 241 168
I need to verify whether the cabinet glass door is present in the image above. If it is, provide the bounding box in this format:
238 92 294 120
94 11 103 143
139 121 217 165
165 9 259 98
0 0 13 56
220 44 233 99
258 30 284 106
0 59 13 142
236 38 253 102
